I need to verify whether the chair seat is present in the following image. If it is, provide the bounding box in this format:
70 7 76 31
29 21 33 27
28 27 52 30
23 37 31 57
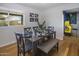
25 43 32 51
24 34 32 38
21 42 32 52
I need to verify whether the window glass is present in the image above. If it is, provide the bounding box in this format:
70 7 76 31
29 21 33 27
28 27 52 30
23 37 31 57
9 14 23 25
0 13 8 26
0 12 23 26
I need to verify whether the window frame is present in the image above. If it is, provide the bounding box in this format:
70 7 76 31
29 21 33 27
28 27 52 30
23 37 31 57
0 12 23 27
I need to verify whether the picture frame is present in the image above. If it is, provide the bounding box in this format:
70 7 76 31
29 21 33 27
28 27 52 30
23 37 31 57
35 18 38 22
35 14 38 17
30 18 34 22
30 13 34 17
29 13 39 22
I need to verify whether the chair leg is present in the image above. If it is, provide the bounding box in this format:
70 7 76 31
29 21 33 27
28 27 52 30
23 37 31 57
17 49 19 56
23 51 25 56
57 43 59 52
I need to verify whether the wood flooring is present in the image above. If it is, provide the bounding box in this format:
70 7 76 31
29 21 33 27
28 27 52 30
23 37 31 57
0 36 79 56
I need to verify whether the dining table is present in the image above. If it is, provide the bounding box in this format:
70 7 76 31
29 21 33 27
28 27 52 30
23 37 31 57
20 30 56 56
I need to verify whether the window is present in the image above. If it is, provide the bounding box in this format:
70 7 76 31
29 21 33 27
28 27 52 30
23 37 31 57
9 14 23 26
0 12 23 26
0 13 8 26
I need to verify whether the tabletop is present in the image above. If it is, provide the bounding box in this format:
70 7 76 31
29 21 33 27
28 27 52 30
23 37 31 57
26 36 42 42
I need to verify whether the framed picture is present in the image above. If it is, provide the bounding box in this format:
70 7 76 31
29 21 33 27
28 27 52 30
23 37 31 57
30 18 34 22
35 18 38 22
30 13 34 17
29 13 39 22
70 13 77 24
35 14 38 17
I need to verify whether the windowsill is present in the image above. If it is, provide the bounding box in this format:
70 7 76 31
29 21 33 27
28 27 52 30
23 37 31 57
0 25 24 28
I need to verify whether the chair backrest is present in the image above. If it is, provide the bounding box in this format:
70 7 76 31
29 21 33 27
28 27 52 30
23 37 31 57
47 26 54 33
35 30 43 37
33 26 44 37
15 33 25 52
24 27 32 38
24 27 32 33
33 26 38 31
33 26 39 36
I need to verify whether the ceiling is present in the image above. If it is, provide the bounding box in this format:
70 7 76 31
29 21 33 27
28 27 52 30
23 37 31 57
20 3 65 11
0 3 79 12
65 8 79 13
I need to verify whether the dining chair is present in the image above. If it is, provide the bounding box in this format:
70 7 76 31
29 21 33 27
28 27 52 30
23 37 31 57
15 33 32 56
46 26 55 39
33 26 39 36
33 26 44 47
33 26 38 30
33 26 42 37
24 27 33 54
24 27 33 38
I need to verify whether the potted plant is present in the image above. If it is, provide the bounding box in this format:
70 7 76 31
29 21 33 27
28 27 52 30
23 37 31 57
37 20 46 32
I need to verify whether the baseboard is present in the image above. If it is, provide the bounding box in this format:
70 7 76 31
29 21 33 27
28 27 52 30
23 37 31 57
0 41 16 48
56 37 63 40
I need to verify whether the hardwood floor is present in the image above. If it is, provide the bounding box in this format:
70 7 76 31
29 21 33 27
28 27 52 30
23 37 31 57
0 43 17 56
59 36 79 56
0 36 79 56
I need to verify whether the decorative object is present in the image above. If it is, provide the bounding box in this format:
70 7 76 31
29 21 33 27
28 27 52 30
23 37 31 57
35 18 38 22
37 20 46 32
35 14 38 17
63 12 77 24
30 13 38 22
70 13 77 24
30 18 34 22
30 13 34 17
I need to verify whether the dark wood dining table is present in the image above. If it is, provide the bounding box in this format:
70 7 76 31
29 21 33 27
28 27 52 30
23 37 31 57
20 30 57 56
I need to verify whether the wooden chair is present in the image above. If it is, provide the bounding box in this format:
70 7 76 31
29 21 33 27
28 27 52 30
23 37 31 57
24 27 33 49
33 26 39 36
24 27 33 38
33 26 45 46
46 26 56 39
15 33 32 56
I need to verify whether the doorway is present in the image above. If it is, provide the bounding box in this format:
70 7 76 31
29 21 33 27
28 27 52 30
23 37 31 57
62 8 79 55
63 8 79 39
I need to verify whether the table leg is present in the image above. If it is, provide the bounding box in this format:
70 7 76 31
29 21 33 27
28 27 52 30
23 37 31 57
54 32 56 39
32 42 35 56
32 42 37 56
76 30 77 39
57 42 59 52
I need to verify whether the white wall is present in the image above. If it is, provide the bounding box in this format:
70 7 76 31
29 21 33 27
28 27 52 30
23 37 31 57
77 13 79 29
77 13 79 36
42 3 79 40
0 3 42 47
